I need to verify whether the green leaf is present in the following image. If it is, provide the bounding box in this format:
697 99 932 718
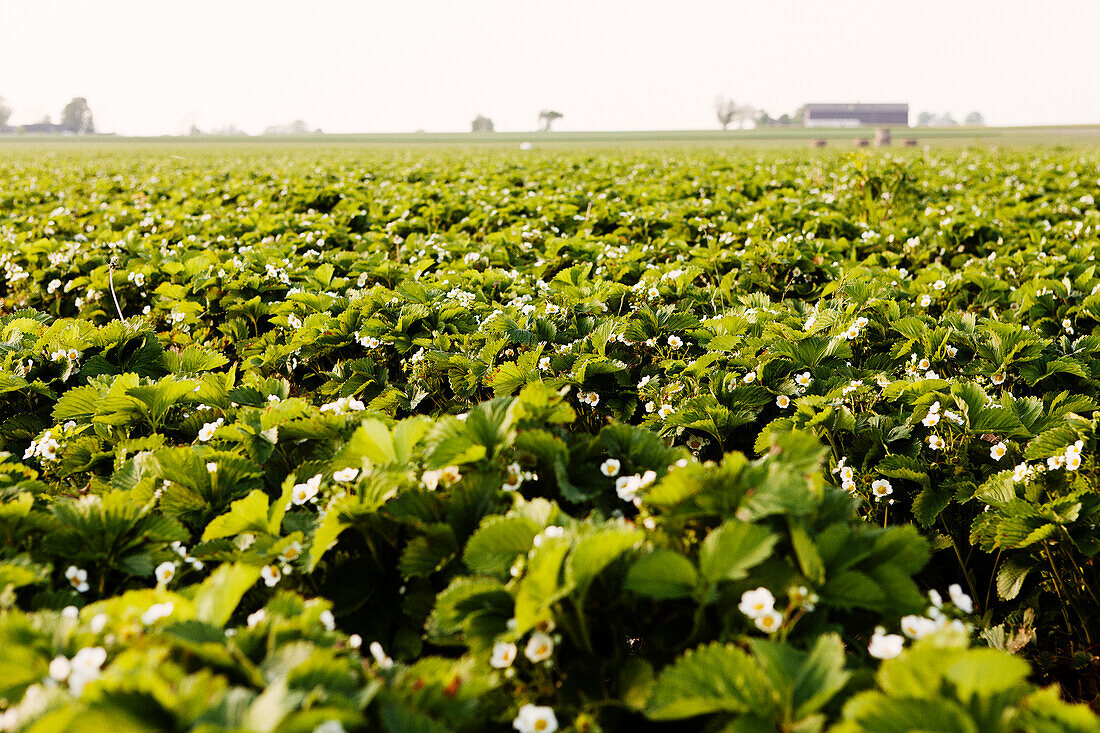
698 520 778 584
646 642 775 720
624 549 699 600
463 515 540 576
202 489 271 541
566 525 643 603
192 563 262 627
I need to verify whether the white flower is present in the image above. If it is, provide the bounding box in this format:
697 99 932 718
1066 453 1082 471
524 631 555 662
753 609 783 634
795 371 812 388
742 371 756 384
314 721 348 733
198 418 223 442
933 279 946 291
141 601 174 626
513 704 558 733
615 475 643 502
644 401 656 413
539 356 551 371
900 615 938 640
944 410 964 425
261 565 281 587
1047 454 1065 471
991 372 1005 385
348 634 362 649
369 641 394 669
657 404 674 419
280 541 302 562
667 335 683 349
286 313 302 329
247 609 266 628
206 462 218 473
89 614 108 634
65 565 89 593
871 479 893 500
292 474 323 505
868 627 904 659
155 561 176 585
490 641 518 669
600 459 621 477
776 394 790 408
990 442 1007 461
49 655 72 682
919 294 932 307
68 646 107 696
922 412 940 427
319 609 335 631
1012 462 1030 482
840 466 854 482
946 345 958 357
927 435 944 451
738 587 775 619
333 467 359 482
948 583 974 613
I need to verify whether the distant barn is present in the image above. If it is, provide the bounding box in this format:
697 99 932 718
804 104 908 128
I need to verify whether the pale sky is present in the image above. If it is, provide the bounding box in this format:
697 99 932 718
1 0 1097 136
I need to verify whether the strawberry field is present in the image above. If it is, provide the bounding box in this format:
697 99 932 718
2 144 1100 731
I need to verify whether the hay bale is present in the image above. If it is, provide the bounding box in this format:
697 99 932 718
854 138 869 147
874 128 892 147
811 139 827 148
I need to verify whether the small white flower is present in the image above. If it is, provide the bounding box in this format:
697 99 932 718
644 400 656 413
738 587 775 619
990 442 1008 461
198 418 223 442
868 627 905 659
155 561 176 585
333 467 359 482
600 459 621 477
280 541 302 563
927 435 944 451
513 704 558 733
141 601 175 626
919 294 932 307
754 609 783 634
261 565 281 587
1047 454 1065 471
49 655 72 681
539 356 551 371
291 474 323 505
871 479 893 500
795 371 812 388
742 371 756 384
946 345 958 357
900 615 938 640
314 721 347 733
776 394 791 408
286 313 302 329
524 631 555 662
206 462 218 473
1065 453 1082 471
369 641 394 669
922 412 940 427
948 583 974 614
657 404 674 419
490 641 518 669
319 609 335 631
667 335 683 349
247 609 266 628
65 565 89 593
991 373 1005 385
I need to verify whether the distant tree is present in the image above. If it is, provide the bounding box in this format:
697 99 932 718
263 120 310 135
733 104 756 129
936 112 958 126
965 111 985 126
188 125 204 136
715 96 738 130
754 110 774 127
471 114 494 133
538 109 563 132
916 111 934 126
60 97 94 134
777 113 792 126
0 97 11 131
791 105 806 125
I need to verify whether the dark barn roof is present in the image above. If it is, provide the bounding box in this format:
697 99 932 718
804 103 909 127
